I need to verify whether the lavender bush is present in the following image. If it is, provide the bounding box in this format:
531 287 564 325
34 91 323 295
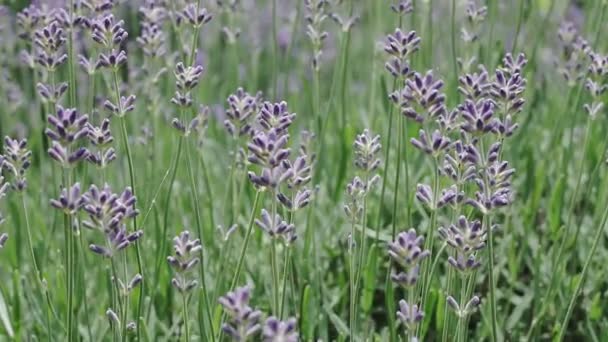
0 0 606 341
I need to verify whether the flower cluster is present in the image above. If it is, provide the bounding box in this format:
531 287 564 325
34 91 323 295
555 21 591 86
46 106 90 168
224 88 260 138
305 0 330 70
384 28 420 78
255 209 296 244
86 119 116 168
262 317 298 342
389 229 429 331
247 101 295 190
167 231 202 293
584 51 607 118
1 137 32 192
219 285 263 341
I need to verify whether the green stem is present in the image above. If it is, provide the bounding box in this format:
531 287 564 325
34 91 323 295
228 191 262 291
558 186 608 340
485 214 498 342
183 294 190 342
271 0 278 99
349 219 356 341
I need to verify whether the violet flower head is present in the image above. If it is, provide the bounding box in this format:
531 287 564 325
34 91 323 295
50 183 84 216
461 0 487 43
501 52 528 76
263 317 298 342
442 141 477 185
490 69 526 116
415 183 459 210
438 216 486 254
388 229 430 270
171 62 204 107
258 101 296 134
104 94 136 117
255 209 297 244
394 70 447 122
458 66 490 100
137 21 166 58
91 14 128 48
397 299 424 331
89 225 143 258
34 20 68 70
447 295 481 318
48 142 89 168
2 137 32 192
86 119 116 168
177 4 213 27
584 51 608 118
447 252 482 274
343 176 367 222
36 81 68 103
45 106 89 144
353 129 381 173
467 159 515 214
384 29 419 78
305 0 329 70
219 285 263 341
248 130 291 168
391 1 413 15
82 184 138 232
167 231 202 293
329 12 359 33
410 129 450 156
459 98 496 135
384 29 420 60
224 88 259 138
16 4 41 39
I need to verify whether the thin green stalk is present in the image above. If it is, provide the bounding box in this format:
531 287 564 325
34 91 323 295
184 120 215 340
67 0 76 108
391 115 404 240
485 214 498 342
279 247 291 319
271 0 278 99
270 241 280 314
349 218 356 341
110 258 124 341
442 252 454 342
510 0 526 53
450 0 458 82
182 294 190 342
149 137 183 320
420 159 440 309
20 194 51 338
114 69 145 338
228 191 262 291
456 274 467 342
218 191 262 341
558 187 608 340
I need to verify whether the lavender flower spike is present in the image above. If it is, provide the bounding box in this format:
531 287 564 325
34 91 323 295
263 317 298 342
219 285 263 341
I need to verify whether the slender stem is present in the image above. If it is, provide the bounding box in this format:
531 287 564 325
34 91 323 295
114 69 145 337
457 274 467 342
485 214 498 342
271 0 278 99
182 294 190 342
391 115 404 240
510 0 526 53
149 137 183 320
450 0 458 83
228 191 262 291
420 159 440 309
442 252 454 342
558 190 608 340
270 241 280 314
349 219 356 341
184 119 215 340
279 247 291 319
21 194 52 336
